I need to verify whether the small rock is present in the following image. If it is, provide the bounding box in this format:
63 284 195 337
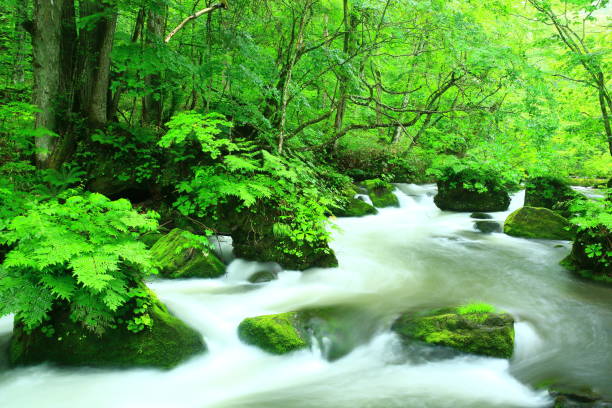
475 221 502 233
549 384 612 408
248 270 278 283
471 212 493 219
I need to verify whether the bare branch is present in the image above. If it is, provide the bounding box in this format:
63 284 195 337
164 3 227 43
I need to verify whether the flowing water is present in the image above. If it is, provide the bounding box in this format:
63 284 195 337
1 185 611 408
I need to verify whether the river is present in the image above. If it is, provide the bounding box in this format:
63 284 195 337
0 184 610 407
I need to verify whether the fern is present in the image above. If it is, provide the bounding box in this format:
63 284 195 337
0 191 159 333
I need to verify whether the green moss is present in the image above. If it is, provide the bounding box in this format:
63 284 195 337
150 228 225 279
504 207 574 240
228 203 338 271
370 191 400 208
392 307 514 359
334 197 378 217
362 178 394 194
9 291 205 369
457 303 496 315
237 312 309 355
140 232 164 248
524 177 578 210
361 179 399 208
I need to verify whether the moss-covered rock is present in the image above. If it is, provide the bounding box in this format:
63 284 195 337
237 308 372 360
562 227 612 283
229 203 338 271
362 179 399 208
525 176 578 210
504 207 573 240
392 306 514 359
237 312 309 355
9 293 205 369
471 212 493 219
140 232 164 248
434 173 510 212
150 228 226 279
334 197 378 217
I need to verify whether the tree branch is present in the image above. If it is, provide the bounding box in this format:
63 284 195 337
164 2 227 43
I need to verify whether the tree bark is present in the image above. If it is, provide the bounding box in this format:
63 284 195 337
32 0 66 166
142 8 166 127
78 1 118 128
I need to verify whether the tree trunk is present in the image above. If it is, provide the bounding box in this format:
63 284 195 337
332 0 352 151
78 1 118 128
32 0 70 166
32 0 117 168
142 7 166 127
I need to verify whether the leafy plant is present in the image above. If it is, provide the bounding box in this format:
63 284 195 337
0 191 159 334
427 155 522 193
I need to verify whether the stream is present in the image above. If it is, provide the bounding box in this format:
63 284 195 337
0 184 611 408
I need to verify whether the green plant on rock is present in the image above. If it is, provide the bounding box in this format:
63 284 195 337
160 111 334 259
0 190 159 334
566 195 612 279
428 155 522 193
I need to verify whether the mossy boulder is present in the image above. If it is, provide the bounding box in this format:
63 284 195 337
150 228 226 279
140 232 164 248
504 207 574 240
9 293 205 369
525 177 579 210
362 179 399 208
237 312 309 355
562 227 612 283
237 308 370 360
471 212 493 219
229 203 338 271
334 197 378 217
434 173 510 212
392 306 515 359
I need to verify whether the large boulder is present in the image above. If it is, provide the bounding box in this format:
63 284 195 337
504 207 573 240
9 291 205 369
333 197 378 217
150 228 226 279
524 176 578 210
392 305 514 359
230 204 338 271
362 179 399 208
434 172 510 212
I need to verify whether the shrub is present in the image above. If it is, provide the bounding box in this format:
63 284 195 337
0 191 159 334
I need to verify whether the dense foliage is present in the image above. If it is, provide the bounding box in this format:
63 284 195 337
0 191 159 333
0 0 610 332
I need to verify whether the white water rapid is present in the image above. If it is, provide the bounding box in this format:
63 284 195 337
1 185 611 408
